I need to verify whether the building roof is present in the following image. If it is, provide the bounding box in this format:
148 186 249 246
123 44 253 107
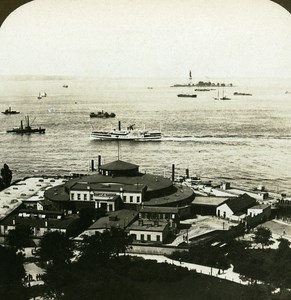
248 204 270 210
139 206 182 214
222 194 257 213
70 181 146 193
88 209 138 230
192 196 229 207
1 215 78 229
100 160 138 171
18 209 63 216
129 220 169 232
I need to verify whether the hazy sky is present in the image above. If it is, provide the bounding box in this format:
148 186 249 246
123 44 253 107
0 0 291 78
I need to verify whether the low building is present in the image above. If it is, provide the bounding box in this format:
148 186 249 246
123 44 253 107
247 204 271 218
129 219 170 244
216 194 257 221
85 209 138 234
0 214 79 239
139 205 191 225
192 196 229 215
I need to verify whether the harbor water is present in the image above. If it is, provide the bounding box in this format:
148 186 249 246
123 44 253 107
0 76 291 194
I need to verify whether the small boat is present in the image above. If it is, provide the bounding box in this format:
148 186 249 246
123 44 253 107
90 111 116 118
233 92 252 96
90 121 161 141
37 93 42 100
41 92 47 97
7 116 45 134
1 107 20 115
63 85 68 88
177 94 197 98
214 89 231 101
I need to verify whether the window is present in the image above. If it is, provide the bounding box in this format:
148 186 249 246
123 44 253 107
157 235 160 242
141 234 144 241
84 194 87 201
137 196 140 202
130 196 133 203
147 235 151 241
123 196 126 202
77 193 81 200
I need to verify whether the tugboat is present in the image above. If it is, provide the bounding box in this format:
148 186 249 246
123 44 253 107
7 116 45 134
90 111 116 118
1 107 20 115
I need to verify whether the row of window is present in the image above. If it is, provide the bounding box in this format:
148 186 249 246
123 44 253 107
71 192 141 203
130 233 161 242
123 195 141 203
71 193 94 201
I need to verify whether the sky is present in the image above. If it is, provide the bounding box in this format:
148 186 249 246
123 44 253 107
0 0 291 78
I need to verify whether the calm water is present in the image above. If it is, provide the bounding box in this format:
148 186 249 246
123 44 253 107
0 76 291 193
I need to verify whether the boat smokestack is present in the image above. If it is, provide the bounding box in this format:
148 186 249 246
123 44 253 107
172 164 175 182
91 160 94 172
186 169 189 178
98 155 101 172
118 121 121 131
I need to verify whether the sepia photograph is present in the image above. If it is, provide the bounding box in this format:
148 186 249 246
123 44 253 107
0 0 291 299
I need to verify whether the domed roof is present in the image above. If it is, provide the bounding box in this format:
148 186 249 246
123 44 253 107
100 160 138 171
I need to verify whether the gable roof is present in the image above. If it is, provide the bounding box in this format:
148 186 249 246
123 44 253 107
224 193 257 213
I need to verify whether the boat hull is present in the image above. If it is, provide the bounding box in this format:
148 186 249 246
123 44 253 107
7 128 46 134
90 132 161 141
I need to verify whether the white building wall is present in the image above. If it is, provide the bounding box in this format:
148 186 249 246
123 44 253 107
122 192 142 204
216 204 233 219
130 230 163 242
247 208 263 217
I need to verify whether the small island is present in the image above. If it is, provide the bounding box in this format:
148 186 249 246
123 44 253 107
90 111 116 118
171 81 233 88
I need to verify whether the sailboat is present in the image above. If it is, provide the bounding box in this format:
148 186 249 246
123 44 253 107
37 92 42 100
214 89 231 101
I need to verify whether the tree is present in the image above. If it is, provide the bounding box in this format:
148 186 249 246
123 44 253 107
0 245 27 299
78 207 96 230
252 227 274 249
38 231 73 266
6 225 32 250
80 227 132 264
1 163 12 187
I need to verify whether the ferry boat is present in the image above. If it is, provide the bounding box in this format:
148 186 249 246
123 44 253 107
1 107 20 115
90 122 162 141
7 116 45 134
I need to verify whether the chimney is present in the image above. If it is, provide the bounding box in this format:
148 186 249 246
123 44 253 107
172 164 175 182
186 168 189 178
98 155 101 172
91 160 95 172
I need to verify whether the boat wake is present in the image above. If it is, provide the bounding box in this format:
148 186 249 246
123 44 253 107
161 135 291 143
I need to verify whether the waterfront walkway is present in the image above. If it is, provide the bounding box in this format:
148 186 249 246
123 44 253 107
129 253 254 286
